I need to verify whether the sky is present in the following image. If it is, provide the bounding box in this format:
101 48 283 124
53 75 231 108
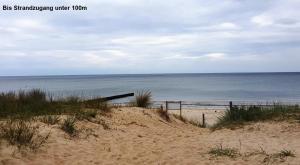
0 0 300 76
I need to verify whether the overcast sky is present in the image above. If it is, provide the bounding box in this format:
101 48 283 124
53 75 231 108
0 0 300 76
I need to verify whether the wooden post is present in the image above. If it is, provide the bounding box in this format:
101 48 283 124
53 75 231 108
180 101 182 117
202 113 206 128
229 101 233 110
166 101 168 113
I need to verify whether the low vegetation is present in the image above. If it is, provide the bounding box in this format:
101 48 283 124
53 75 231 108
131 90 152 108
75 109 98 121
157 108 170 121
41 115 60 125
84 99 112 113
213 104 300 129
261 149 296 163
0 89 114 150
173 114 205 128
61 116 78 137
208 145 240 158
278 149 296 158
0 89 111 119
0 119 49 150
187 119 206 128
173 114 187 123
208 144 296 163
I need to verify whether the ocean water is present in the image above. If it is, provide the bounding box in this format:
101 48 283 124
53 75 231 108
0 73 300 104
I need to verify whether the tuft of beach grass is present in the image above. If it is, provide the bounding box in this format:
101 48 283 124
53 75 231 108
131 90 152 108
61 116 78 137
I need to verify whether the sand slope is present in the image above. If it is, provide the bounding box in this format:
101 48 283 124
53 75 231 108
0 107 299 165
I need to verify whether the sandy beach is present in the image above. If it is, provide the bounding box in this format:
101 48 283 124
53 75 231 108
168 109 225 126
0 107 299 165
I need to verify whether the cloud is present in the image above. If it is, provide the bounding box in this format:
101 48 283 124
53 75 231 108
0 0 299 75
14 19 43 29
218 22 240 30
251 15 273 27
204 53 226 60
163 53 226 61
111 35 178 45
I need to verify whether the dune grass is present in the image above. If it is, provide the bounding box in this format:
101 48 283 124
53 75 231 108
83 99 112 113
173 114 206 128
0 89 111 119
187 119 206 128
213 104 300 129
131 90 152 108
172 114 187 123
0 89 115 150
261 149 296 163
0 89 79 119
278 150 296 158
40 115 60 125
209 144 239 158
75 109 98 121
0 119 50 150
61 116 78 137
157 108 170 121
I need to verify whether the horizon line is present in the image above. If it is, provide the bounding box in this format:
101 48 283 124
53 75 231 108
1 71 300 77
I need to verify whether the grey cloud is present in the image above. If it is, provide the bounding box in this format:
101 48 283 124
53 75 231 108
0 0 299 75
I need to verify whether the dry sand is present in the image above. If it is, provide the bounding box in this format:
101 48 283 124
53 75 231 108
168 109 225 126
0 107 299 165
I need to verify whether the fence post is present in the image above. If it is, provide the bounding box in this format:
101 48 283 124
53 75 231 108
166 101 168 113
229 101 233 110
180 101 182 117
202 113 206 128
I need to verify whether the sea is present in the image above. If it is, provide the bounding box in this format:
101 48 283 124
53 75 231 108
0 73 300 105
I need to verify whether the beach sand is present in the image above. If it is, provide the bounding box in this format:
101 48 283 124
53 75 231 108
0 107 299 165
168 109 225 126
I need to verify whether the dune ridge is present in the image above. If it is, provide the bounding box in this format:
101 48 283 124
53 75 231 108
0 107 299 165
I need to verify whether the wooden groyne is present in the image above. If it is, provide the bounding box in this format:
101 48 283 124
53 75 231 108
85 93 134 102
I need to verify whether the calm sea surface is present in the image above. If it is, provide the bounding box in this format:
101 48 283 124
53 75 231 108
0 73 300 103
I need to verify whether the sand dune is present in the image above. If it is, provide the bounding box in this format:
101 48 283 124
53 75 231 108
0 107 299 165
